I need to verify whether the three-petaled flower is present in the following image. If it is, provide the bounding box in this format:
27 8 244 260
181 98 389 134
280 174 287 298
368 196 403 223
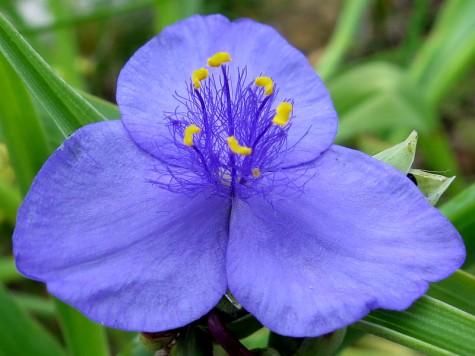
13 15 465 337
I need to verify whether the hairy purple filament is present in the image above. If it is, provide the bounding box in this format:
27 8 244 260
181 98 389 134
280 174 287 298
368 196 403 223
160 65 296 198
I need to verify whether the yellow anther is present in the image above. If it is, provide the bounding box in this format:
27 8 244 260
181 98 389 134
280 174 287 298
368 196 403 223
183 124 201 146
207 52 232 67
227 136 252 156
192 68 209 89
254 76 274 96
272 102 293 126
252 168 261 178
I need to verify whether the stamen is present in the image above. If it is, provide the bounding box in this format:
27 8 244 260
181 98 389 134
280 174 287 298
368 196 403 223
272 102 293 126
227 136 252 156
192 68 209 89
252 168 261 178
183 124 201 146
254 76 274 96
208 52 232 67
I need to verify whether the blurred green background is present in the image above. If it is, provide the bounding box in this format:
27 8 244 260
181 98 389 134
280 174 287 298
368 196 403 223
0 0 474 355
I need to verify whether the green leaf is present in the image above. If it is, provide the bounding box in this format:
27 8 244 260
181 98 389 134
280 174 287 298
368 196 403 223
0 52 51 195
408 169 455 206
154 0 202 32
0 257 22 283
82 91 120 120
409 0 475 106
440 183 475 267
54 299 109 356
373 130 417 174
0 284 66 356
226 314 264 340
353 295 475 355
0 177 21 225
47 0 85 89
316 0 373 80
0 13 106 138
428 270 475 316
328 63 436 143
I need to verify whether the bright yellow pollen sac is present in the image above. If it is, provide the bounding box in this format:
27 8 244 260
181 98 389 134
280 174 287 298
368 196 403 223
272 102 293 126
183 124 201 146
192 68 209 89
254 76 274 96
207 52 232 67
252 168 261 178
227 136 252 156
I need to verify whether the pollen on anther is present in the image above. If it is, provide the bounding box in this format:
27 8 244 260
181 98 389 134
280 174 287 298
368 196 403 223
192 68 209 89
227 136 252 156
272 102 293 126
207 52 231 67
252 168 261 178
183 124 201 146
254 76 274 96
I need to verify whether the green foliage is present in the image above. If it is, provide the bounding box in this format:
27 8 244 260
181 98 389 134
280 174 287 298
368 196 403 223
0 284 66 356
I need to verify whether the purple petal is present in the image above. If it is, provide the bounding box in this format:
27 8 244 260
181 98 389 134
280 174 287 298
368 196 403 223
13 121 229 331
227 145 465 336
117 14 337 167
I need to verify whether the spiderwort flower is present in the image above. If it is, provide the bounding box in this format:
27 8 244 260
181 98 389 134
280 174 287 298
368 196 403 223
13 15 465 337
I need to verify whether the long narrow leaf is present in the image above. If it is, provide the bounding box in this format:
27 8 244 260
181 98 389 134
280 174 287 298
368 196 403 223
353 295 475 355
0 13 106 137
409 0 475 106
316 0 373 80
428 270 475 315
0 53 51 195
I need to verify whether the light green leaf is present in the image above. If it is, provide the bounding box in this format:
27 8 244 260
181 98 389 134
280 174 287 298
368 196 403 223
0 52 51 195
316 0 373 80
0 284 66 356
408 169 455 206
373 131 417 174
0 13 106 138
328 63 436 142
0 257 21 283
0 177 21 225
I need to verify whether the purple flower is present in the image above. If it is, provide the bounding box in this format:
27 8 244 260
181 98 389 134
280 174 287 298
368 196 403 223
13 15 465 337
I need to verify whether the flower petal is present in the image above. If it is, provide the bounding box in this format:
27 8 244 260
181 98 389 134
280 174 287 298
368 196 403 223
227 145 465 337
13 121 229 331
117 14 337 167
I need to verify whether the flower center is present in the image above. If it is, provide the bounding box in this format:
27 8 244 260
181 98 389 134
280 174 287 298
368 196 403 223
163 52 294 198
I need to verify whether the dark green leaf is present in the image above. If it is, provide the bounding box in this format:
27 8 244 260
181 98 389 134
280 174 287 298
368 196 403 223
0 284 65 356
